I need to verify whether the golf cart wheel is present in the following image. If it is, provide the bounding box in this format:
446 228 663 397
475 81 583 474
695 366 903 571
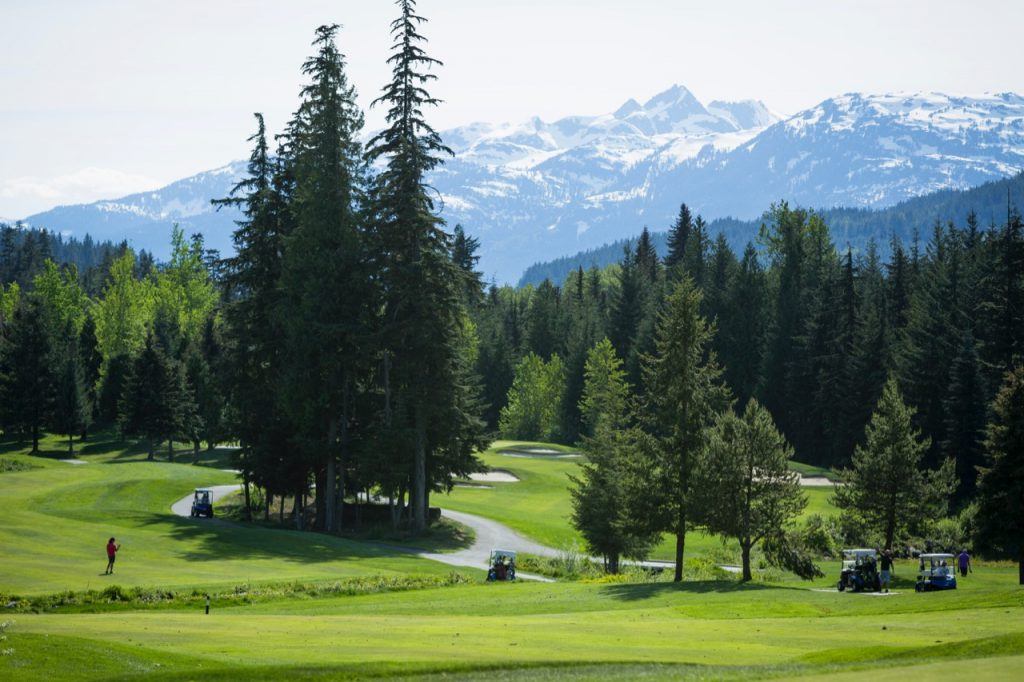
837 581 845 592
915 583 924 592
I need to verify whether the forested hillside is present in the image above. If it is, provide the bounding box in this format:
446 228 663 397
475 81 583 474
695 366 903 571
519 172 1024 286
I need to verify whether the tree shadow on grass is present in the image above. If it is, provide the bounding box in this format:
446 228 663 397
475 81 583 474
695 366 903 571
136 511 438 566
599 579 802 602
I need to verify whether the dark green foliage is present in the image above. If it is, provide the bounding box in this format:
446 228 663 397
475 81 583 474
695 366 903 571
664 203 692 273
942 329 988 500
974 366 1024 584
0 299 55 450
632 276 730 581
700 399 807 581
118 335 193 461
52 335 91 454
832 379 956 550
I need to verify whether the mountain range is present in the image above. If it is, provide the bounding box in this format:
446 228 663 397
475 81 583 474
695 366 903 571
15 85 1024 282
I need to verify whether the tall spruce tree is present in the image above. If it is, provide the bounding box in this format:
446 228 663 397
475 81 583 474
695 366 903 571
833 378 955 550
664 203 693 273
277 24 371 532
942 328 988 501
974 366 1024 584
366 0 484 531
0 299 55 452
52 333 90 455
633 276 730 581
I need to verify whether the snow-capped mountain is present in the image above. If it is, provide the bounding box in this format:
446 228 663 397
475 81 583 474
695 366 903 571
19 86 1024 282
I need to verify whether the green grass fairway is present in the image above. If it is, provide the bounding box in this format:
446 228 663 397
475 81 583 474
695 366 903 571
441 441 839 561
4 569 1022 680
0 435 463 597
3 433 1021 680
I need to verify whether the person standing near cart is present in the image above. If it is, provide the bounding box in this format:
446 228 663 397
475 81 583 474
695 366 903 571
957 549 971 578
879 549 894 593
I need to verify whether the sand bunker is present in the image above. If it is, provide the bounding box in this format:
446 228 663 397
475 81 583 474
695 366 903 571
468 470 520 483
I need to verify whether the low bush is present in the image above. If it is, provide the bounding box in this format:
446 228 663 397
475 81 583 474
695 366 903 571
0 458 37 473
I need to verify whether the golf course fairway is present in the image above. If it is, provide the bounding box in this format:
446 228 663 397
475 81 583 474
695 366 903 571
1 434 1022 680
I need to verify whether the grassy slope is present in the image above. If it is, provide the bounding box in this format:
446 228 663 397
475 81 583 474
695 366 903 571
0 434 461 597
4 570 1022 680
441 441 838 561
3 434 1022 681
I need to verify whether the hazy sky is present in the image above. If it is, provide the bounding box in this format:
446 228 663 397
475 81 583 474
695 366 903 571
2 0 1023 217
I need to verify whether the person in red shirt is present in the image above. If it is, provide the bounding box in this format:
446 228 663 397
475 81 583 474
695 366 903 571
105 537 120 575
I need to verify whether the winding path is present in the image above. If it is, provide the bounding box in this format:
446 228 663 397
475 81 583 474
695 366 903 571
169 484 556 581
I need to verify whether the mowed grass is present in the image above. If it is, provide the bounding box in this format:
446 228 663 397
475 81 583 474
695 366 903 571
441 440 840 561
1 435 1023 680
4 568 1022 680
0 434 464 597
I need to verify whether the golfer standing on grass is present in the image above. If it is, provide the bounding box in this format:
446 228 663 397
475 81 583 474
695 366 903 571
879 549 894 593
105 537 120 575
958 549 972 577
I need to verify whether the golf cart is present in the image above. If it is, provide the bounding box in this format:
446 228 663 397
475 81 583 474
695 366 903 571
487 549 517 582
915 553 957 592
190 488 214 518
837 548 881 592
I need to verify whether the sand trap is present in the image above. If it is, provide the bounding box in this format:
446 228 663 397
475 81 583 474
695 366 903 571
469 470 519 483
455 482 493 489
61 459 89 465
800 475 835 486
500 451 582 459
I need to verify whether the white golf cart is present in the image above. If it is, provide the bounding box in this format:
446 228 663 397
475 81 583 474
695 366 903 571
486 548 517 582
915 553 957 592
837 548 881 592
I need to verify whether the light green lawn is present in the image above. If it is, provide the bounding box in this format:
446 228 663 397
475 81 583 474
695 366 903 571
1 435 1023 681
441 440 839 561
4 569 1022 680
0 435 462 597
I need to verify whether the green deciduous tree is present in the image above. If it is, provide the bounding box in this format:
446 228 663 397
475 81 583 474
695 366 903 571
701 399 806 581
0 299 55 451
499 352 564 442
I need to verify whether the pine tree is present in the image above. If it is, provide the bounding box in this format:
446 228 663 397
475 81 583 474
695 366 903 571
832 379 955 550
974 366 1024 584
52 334 90 455
366 0 484 531
119 335 188 461
276 23 372 532
451 224 484 308
634 276 730 581
571 339 657 571
942 329 988 501
720 243 765 405
526 279 561 359
0 299 55 452
78 314 102 437
664 203 693 273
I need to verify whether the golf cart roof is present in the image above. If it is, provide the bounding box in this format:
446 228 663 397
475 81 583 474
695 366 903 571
490 548 517 557
842 548 877 555
195 488 212 493
920 553 954 559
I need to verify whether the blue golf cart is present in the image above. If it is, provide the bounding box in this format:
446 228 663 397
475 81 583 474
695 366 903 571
190 488 214 518
915 553 957 592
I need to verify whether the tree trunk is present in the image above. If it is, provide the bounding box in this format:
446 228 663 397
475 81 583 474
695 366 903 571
314 467 327 532
741 541 752 582
412 404 427 533
68 432 74 456
674 529 686 582
167 438 174 463
293 490 303 531
147 439 155 461
324 417 338 533
32 424 39 453
608 553 620 574
264 491 271 522
278 495 284 525
207 441 215 452
243 475 252 523
192 439 200 464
